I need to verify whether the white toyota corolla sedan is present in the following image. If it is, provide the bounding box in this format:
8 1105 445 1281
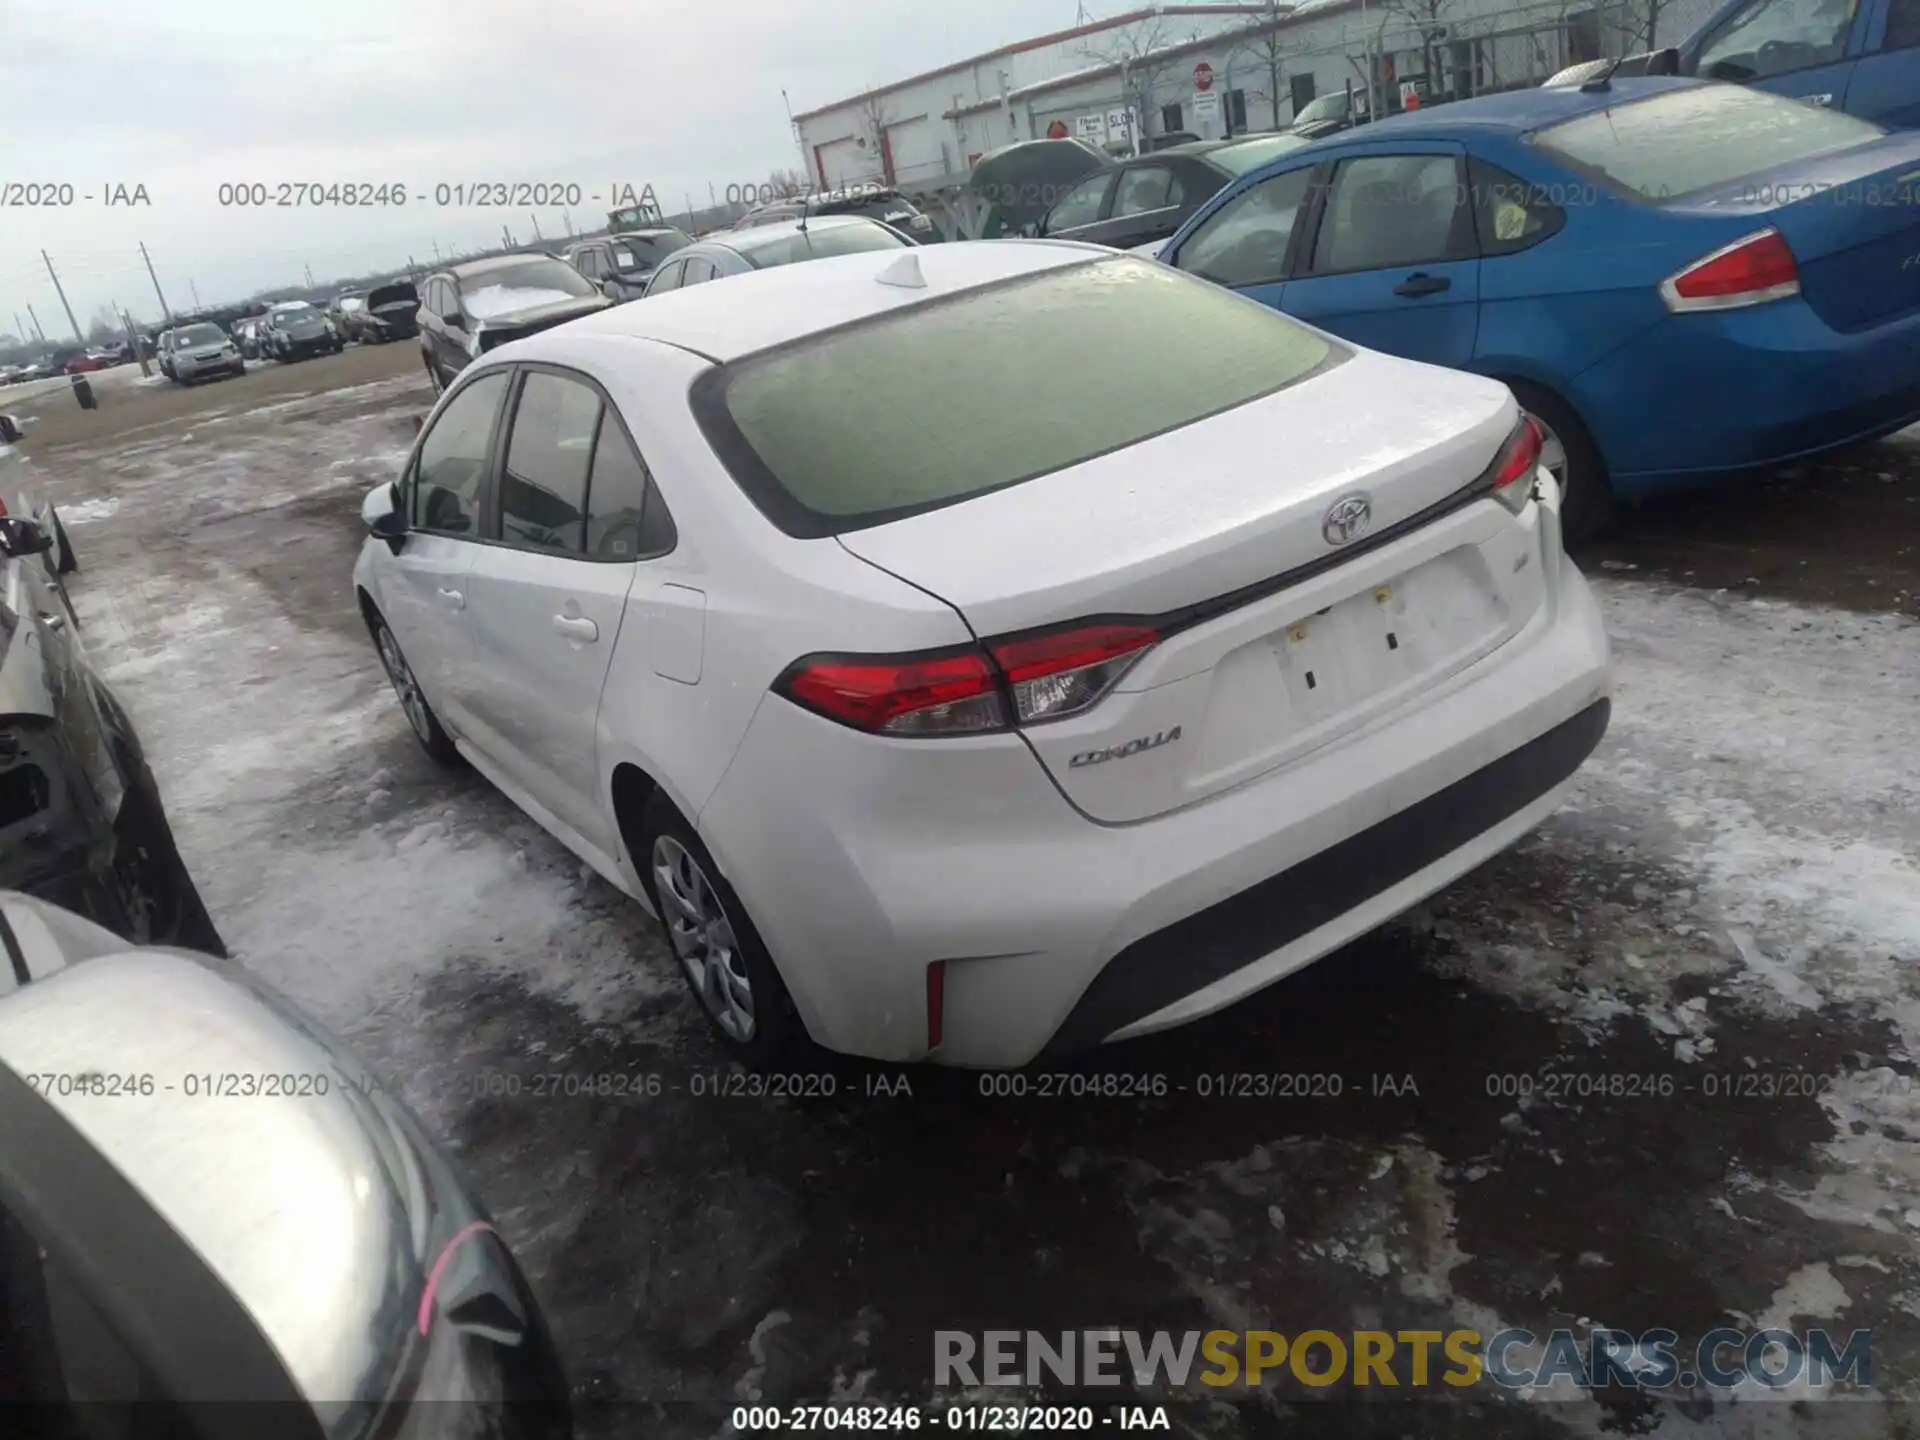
352 240 1611 1069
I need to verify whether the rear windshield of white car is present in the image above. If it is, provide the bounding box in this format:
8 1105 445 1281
1532 84 1887 202
734 220 908 269
693 255 1343 537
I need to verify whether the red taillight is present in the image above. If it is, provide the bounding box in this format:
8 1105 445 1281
776 648 1003 735
989 622 1159 724
926 961 945 1050
776 621 1161 736
1661 227 1799 313
1485 415 1543 514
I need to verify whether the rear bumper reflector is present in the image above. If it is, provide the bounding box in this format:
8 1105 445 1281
1037 698 1611 1058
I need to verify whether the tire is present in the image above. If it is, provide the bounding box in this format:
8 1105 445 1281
51 509 76 575
1506 379 1612 547
106 772 228 958
637 795 804 1067
370 612 460 765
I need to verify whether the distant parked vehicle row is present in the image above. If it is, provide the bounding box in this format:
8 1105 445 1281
734 185 939 239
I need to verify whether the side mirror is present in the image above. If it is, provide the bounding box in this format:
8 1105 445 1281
1646 46 1681 74
0 516 54 558
362 481 407 550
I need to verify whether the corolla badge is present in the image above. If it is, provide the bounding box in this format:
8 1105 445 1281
1322 492 1373 547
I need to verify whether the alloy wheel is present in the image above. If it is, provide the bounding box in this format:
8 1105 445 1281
376 625 434 745
651 835 755 1042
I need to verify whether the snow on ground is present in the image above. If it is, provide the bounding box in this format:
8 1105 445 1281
36 363 1920 1431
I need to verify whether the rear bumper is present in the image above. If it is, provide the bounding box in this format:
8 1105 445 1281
1579 299 1920 492
698 541 1612 1067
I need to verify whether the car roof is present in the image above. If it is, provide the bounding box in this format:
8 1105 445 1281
448 251 562 277
528 238 1106 364
1336 74 1708 139
694 212 885 256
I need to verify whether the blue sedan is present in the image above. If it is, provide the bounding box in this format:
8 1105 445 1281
1155 77 1920 539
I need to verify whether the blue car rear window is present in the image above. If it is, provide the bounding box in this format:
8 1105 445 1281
1532 85 1886 201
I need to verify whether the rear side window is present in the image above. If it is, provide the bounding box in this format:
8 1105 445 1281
647 260 686 293
1533 85 1886 201
500 372 599 553
1468 158 1566 254
695 256 1342 538
586 420 676 559
1310 154 1473 272
1174 165 1317 286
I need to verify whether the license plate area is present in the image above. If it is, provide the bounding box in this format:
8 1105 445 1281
1270 550 1508 733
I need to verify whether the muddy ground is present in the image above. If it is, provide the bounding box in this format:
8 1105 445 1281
9 346 1920 1436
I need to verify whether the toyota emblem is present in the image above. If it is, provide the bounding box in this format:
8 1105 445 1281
1322 493 1373 546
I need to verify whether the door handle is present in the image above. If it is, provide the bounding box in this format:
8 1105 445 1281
438 587 465 611
1393 273 1452 297
551 614 599 643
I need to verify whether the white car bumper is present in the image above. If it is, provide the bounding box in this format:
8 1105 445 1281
698 520 1611 1068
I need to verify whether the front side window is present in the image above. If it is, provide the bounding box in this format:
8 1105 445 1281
1173 165 1316 286
1534 84 1885 200
1044 172 1115 230
680 256 718 285
572 248 603 279
1309 154 1470 272
500 372 600 553
697 256 1340 537
1113 166 1180 216
1695 0 1860 77
412 371 507 534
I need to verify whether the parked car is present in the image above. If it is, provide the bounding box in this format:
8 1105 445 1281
642 214 908 298
1545 0 1917 127
1288 87 1373 138
232 316 266 359
0 411 80 574
159 321 245 384
60 354 109 375
965 135 1114 237
417 254 611 392
1145 130 1206 151
0 893 573 1436
565 229 694 302
263 300 342 363
1158 76 1920 541
735 186 939 240
1033 132 1315 250
331 290 370 341
358 278 423 342
353 241 1609 1069
0 506 220 950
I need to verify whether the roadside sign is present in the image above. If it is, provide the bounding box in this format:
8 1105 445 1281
1194 60 1215 91
1400 79 1424 108
1075 114 1105 139
1192 90 1222 123
1105 107 1137 141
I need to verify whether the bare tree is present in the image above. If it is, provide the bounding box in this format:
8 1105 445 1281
854 95 894 185
1225 3 1309 128
84 304 121 344
766 166 811 198
1076 12 1208 148
1380 0 1458 103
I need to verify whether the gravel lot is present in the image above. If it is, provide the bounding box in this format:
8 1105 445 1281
8 346 1920 1435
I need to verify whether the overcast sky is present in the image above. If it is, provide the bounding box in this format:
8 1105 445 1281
0 0 1061 339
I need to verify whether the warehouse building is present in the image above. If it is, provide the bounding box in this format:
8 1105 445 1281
791 0 1670 199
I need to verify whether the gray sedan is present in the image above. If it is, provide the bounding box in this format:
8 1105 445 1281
641 214 909 295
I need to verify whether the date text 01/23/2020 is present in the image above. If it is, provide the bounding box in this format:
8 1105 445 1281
212 181 662 209
730 1404 1172 1432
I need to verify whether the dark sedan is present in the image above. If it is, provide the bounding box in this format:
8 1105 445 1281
263 301 342 362
1033 131 1315 251
417 254 611 390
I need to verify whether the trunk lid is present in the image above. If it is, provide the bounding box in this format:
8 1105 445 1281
1668 130 1920 332
838 351 1546 822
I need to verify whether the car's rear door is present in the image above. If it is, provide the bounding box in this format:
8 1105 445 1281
459 366 644 854
1079 164 1189 248
1039 171 1119 240
1280 143 1482 368
1845 0 1920 124
1683 0 1874 108
382 370 508 734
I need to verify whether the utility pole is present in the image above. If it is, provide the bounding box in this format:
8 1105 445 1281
563 212 574 236
10 313 22 346
139 242 173 320
26 305 46 341
303 263 315 289
189 278 202 310
501 224 512 249
433 240 443 263
123 306 151 377
529 212 542 241
41 251 83 343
